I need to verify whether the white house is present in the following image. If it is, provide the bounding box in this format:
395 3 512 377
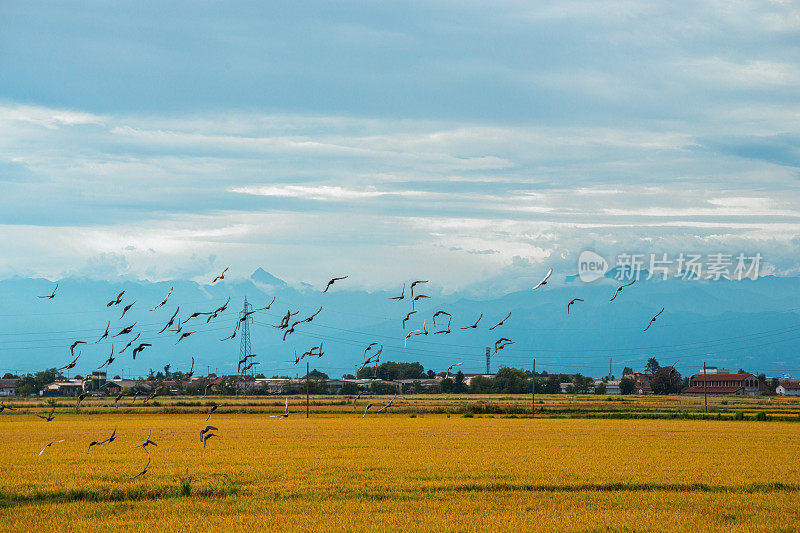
0 379 17 396
776 381 800 396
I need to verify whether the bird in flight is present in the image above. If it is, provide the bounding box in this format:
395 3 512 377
643 308 665 331
130 457 151 480
114 323 136 337
87 439 102 453
412 294 430 309
106 291 125 307
364 342 379 356
75 391 89 410
149 287 173 311
402 311 416 329
286 350 300 365
362 402 380 418
38 407 56 422
38 282 58 300
119 333 140 354
353 390 365 410
531 268 553 291
432 310 451 327
220 323 239 342
185 357 195 379
38 439 65 456
410 280 428 298
101 426 118 445
176 331 195 344
131 343 152 360
120 300 135 319
114 392 124 408
390 284 405 300
144 388 160 403
133 430 157 453
202 432 218 448
211 267 229 284
609 280 636 301
256 296 276 311
404 330 419 348
567 298 584 314
206 404 223 421
0 401 17 413
158 307 180 334
376 394 397 413
69 340 86 357
200 425 218 441
99 346 115 369
434 317 451 335
270 398 289 419
445 362 463 379
323 276 348 293
96 321 110 343
488 312 511 330
494 338 514 353
131 391 144 404
460 314 483 330
59 352 81 371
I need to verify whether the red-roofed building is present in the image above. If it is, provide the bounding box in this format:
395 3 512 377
776 379 800 397
684 373 759 396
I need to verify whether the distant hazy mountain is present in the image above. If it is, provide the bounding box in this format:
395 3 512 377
0 270 798 380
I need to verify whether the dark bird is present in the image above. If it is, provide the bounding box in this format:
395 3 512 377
87 440 102 453
158 307 180 334
488 312 511 330
323 276 348 293
114 323 136 337
256 296 275 311
362 402 380 418
38 282 58 300
460 313 483 330
0 401 17 412
238 310 257 324
38 439 65 456
364 342 379 356
206 403 223 421
216 297 231 313
567 298 584 314
432 310 451 326
353 391 364 410
609 280 636 301
643 308 665 331
76 391 89 410
119 333 140 354
96 321 110 343
433 317 451 335
183 311 211 325
412 294 430 309
415 320 429 336
275 309 298 329
220 323 239 341
144 388 160 403
114 392 124 408
205 382 215 393
185 357 195 379
211 267 229 284
494 338 514 353
131 391 144 403
106 291 125 307
120 300 135 319
286 350 300 365
38 407 56 422
283 320 302 341
70 340 86 357
59 352 81 371
99 346 115 369
270 398 290 419
149 287 173 311
176 331 195 344
410 280 428 298
131 343 152 360
202 432 219 448
445 362 463 379
133 430 157 453
242 361 260 373
531 268 553 290
303 306 323 323
130 457 151 480
404 330 419 348
390 284 405 300
200 425 218 441
402 311 416 329
100 426 118 445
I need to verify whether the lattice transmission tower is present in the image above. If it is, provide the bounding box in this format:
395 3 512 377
239 297 253 375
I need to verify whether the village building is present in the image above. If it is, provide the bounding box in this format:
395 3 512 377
684 372 760 396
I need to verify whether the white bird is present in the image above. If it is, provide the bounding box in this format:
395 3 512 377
376 394 397 413
445 362 463 379
531 268 553 290
38 439 65 456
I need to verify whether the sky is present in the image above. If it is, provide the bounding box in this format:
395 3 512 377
0 1 798 293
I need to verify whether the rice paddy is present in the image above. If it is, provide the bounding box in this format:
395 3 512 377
2 396 799 531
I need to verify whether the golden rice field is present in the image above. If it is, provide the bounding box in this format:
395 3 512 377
2 396 800 532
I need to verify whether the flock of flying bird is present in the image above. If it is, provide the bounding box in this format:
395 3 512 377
17 265 665 480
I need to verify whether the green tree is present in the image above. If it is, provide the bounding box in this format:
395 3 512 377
454 370 467 393
619 377 636 395
493 367 532 394
468 375 494 394
572 373 594 394
650 367 682 395
645 358 660 375
594 382 607 394
545 374 562 394
622 366 634 376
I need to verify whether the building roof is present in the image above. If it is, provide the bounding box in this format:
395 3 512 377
689 373 755 381
779 381 800 390
0 379 17 388
685 386 744 394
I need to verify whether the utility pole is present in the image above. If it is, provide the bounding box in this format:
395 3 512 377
485 347 490 374
306 361 310 419
532 357 536 417
609 357 612 379
703 361 708 413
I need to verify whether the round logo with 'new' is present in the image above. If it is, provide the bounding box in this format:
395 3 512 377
578 250 608 283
